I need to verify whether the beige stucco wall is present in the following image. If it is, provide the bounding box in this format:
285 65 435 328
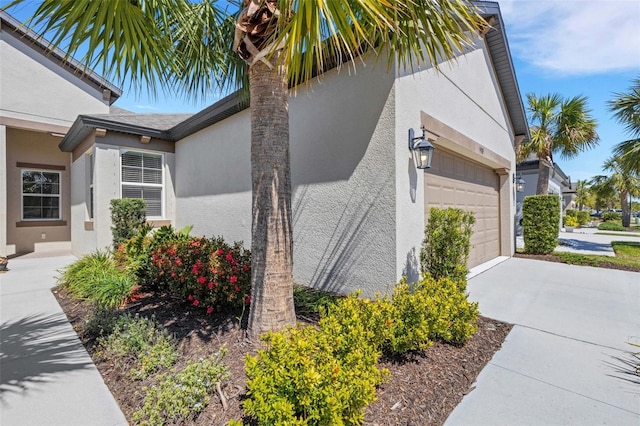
176 55 398 296
6 128 71 255
0 27 110 130
0 125 6 256
176 38 519 295
394 35 518 279
70 134 177 256
0 19 112 256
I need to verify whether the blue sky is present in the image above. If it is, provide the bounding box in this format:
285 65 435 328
4 0 639 182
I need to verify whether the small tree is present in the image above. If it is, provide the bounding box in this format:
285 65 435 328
110 199 146 250
522 195 560 254
420 207 475 285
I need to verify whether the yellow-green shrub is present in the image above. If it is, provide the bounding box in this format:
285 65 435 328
563 215 579 227
417 277 479 345
244 276 480 425
244 324 387 425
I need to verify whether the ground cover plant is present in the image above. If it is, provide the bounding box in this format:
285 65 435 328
515 244 640 272
52 225 512 425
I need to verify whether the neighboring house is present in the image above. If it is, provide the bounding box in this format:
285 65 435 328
3 2 529 296
515 159 574 235
0 10 121 257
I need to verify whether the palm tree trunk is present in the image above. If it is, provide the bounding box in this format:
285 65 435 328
536 157 551 194
246 52 296 337
621 191 630 227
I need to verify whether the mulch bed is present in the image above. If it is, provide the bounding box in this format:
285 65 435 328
54 287 512 426
514 252 640 273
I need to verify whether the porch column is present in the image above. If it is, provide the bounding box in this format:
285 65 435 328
0 125 7 256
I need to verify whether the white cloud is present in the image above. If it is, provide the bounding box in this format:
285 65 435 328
498 0 640 75
133 104 161 111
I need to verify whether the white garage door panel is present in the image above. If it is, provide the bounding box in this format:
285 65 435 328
425 150 500 268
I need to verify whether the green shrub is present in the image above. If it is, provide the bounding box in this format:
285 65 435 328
133 350 228 426
598 221 627 231
96 314 178 380
150 236 251 313
386 277 478 350
244 324 386 426
563 215 579 227
522 195 560 254
577 211 590 226
293 284 339 316
243 274 480 425
110 198 146 250
85 309 123 339
58 251 135 309
136 225 193 289
565 209 577 218
420 207 475 284
601 211 622 222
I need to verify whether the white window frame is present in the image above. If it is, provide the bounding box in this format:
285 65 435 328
119 149 164 219
21 169 62 221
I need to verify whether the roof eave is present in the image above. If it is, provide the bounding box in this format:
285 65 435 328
59 115 170 152
475 1 530 143
0 10 123 105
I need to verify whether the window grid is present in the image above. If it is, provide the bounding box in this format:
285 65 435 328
120 150 164 218
21 170 61 220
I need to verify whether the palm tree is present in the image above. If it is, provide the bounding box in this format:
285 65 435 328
609 77 640 174
574 179 593 211
519 93 599 195
592 156 640 227
5 0 485 336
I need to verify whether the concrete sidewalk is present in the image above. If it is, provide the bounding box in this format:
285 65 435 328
0 256 127 426
446 257 640 425
517 227 640 257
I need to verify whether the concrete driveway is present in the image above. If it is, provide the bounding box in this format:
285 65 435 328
446 257 640 425
0 255 127 426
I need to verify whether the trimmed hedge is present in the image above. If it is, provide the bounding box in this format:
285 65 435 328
565 209 589 226
601 211 622 222
577 211 590 226
598 221 627 231
523 195 560 254
420 207 475 284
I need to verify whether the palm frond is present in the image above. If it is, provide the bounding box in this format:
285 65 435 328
273 0 485 89
609 77 640 138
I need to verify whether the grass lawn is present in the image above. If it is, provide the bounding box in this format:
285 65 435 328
516 241 640 272
595 232 640 238
611 241 640 263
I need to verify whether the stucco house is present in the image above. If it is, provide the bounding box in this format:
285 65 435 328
514 159 575 235
2 2 529 296
0 10 121 257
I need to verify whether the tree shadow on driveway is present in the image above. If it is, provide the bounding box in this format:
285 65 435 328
0 313 92 399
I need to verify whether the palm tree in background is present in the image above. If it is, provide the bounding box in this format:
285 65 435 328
574 179 593 211
5 0 485 336
591 156 640 227
518 93 599 195
609 77 640 174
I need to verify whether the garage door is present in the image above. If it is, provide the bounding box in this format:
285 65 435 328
424 150 500 268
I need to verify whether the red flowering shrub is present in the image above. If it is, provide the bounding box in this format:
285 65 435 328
150 236 251 313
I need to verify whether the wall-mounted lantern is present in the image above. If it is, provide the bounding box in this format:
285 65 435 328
408 127 435 169
514 173 526 192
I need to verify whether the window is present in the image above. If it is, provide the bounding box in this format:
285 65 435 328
22 170 61 220
120 150 163 217
88 153 94 219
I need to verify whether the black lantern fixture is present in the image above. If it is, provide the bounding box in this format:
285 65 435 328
514 173 526 192
408 127 435 169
